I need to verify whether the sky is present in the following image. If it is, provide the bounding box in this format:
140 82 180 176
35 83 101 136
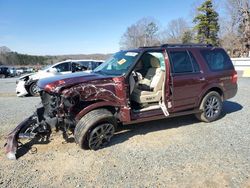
0 0 208 55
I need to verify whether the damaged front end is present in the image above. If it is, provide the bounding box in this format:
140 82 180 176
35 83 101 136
5 71 125 160
5 91 76 160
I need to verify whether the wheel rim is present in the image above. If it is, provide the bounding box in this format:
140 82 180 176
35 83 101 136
204 96 220 118
89 123 115 150
31 84 39 95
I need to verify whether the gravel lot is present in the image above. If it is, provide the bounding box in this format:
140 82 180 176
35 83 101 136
0 78 249 187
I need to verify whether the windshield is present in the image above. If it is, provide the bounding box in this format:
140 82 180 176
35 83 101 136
41 65 51 71
94 51 139 75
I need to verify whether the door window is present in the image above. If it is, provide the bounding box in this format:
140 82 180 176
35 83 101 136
169 51 200 74
169 51 193 73
72 62 89 72
189 52 200 72
54 62 70 72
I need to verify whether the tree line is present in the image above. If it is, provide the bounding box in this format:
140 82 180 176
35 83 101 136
0 52 51 66
120 0 250 57
0 51 110 66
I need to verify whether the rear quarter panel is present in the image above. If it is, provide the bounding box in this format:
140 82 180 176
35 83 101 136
194 48 238 106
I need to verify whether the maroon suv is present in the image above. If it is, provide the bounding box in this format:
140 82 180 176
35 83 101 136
5 44 238 159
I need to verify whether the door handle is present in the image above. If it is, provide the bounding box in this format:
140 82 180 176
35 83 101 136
199 77 205 81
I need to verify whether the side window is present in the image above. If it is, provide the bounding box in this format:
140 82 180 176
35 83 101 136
92 61 103 70
201 49 233 71
54 62 70 72
188 52 200 72
169 51 193 73
72 62 88 72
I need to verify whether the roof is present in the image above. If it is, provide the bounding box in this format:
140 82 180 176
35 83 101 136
138 43 213 50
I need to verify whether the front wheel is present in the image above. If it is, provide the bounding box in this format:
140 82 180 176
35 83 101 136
195 91 222 122
0 74 6 78
29 82 39 96
88 123 115 150
74 109 117 150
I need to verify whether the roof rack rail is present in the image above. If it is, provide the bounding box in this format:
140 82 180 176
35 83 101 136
161 43 213 48
139 45 161 48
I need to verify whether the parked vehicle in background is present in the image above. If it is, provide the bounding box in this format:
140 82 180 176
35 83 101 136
16 68 24 76
25 67 34 73
0 66 17 78
16 59 103 97
5 44 238 160
8 67 17 77
16 67 34 76
0 66 10 78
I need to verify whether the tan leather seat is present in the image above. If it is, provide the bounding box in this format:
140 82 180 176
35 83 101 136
131 57 164 104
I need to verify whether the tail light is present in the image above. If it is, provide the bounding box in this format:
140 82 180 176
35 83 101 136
231 70 238 84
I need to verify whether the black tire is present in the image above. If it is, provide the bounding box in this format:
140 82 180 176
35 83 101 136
0 74 6 78
29 82 39 96
74 108 117 150
195 91 222 122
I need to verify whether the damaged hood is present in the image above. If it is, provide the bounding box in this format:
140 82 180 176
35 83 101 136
18 73 34 80
37 71 114 93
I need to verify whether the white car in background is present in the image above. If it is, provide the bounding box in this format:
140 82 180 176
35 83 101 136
16 59 103 97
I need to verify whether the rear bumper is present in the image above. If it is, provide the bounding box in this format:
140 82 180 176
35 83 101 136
224 84 238 100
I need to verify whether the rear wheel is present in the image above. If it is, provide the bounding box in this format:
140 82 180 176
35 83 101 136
29 82 39 96
0 74 6 78
195 91 222 122
74 109 116 150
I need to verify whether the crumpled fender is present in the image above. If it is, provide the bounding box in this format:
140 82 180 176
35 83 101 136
4 115 34 160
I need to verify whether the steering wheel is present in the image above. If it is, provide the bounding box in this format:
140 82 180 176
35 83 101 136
132 71 142 82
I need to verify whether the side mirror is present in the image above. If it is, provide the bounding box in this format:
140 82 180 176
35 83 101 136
48 67 58 73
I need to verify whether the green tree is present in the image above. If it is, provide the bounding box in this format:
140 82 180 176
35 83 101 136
181 30 193 43
193 0 220 46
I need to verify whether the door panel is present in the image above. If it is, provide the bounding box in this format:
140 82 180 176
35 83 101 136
172 73 206 111
168 49 207 112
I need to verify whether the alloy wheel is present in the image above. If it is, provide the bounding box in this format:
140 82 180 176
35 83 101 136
89 123 115 150
204 96 220 118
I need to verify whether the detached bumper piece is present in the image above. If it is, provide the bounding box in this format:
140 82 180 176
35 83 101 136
4 114 50 160
5 116 35 160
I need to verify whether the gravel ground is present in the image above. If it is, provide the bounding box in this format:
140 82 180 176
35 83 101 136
0 78 249 187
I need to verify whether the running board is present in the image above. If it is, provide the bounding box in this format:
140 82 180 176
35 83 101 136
132 105 161 113
125 109 202 125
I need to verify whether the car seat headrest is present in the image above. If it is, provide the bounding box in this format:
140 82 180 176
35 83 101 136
150 57 160 68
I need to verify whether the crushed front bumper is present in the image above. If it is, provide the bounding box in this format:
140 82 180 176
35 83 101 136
4 116 35 160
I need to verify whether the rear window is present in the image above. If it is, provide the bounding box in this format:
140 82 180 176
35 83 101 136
76 61 102 70
201 49 233 71
77 61 91 69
